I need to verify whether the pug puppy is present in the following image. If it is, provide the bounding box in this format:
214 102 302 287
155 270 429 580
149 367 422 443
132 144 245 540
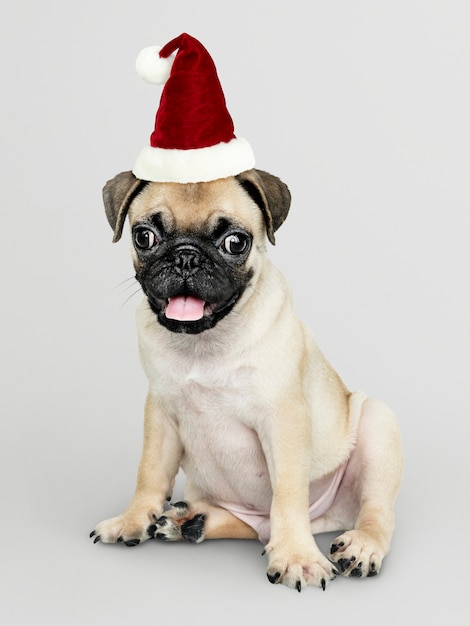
90 168 403 592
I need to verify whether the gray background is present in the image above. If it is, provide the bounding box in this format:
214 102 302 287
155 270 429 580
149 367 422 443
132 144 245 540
2 1 469 624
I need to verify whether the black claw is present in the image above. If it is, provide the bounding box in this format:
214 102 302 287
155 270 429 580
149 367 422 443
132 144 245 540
261 549 266 556
367 562 378 577
296 580 302 593
332 569 340 576
147 524 157 537
155 515 168 526
267 571 281 584
124 539 140 547
321 578 326 591
166 495 172 501
93 535 101 544
89 530 96 538
117 536 123 543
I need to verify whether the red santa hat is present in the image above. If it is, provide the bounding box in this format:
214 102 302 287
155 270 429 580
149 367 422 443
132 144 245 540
132 33 255 183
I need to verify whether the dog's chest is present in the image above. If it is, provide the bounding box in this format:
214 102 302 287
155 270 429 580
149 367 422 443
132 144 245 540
163 359 271 504
169 361 260 432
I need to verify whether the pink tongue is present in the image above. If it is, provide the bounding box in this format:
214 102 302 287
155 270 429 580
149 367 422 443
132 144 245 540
166 296 206 321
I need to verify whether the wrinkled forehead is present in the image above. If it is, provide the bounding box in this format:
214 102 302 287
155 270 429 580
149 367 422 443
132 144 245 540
128 178 262 235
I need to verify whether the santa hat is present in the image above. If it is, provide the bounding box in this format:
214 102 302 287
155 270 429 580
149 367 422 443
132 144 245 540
132 33 255 183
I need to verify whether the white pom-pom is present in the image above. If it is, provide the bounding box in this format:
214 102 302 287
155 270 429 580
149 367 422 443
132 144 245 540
135 46 174 84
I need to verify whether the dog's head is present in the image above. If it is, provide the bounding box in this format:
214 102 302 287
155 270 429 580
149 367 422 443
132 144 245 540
103 169 291 334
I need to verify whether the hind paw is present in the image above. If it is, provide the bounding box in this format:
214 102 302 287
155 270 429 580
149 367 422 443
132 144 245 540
329 530 386 578
147 501 207 544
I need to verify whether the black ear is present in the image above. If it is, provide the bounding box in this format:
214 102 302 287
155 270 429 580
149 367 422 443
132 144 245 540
236 169 291 245
102 171 148 242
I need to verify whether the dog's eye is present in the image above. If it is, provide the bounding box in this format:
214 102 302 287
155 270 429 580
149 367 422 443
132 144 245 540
134 229 157 250
222 233 250 256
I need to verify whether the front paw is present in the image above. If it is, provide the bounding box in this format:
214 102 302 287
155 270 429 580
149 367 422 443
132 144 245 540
264 541 338 592
90 509 160 546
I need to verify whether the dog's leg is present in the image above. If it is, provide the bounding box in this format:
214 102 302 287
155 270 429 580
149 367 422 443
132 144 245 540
90 393 183 546
328 397 404 578
262 400 339 591
148 501 258 543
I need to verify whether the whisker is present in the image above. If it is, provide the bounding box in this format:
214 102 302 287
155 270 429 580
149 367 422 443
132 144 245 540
111 276 136 292
121 286 143 309
120 280 141 295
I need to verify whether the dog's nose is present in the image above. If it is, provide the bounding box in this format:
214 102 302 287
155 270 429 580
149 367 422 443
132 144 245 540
174 247 201 277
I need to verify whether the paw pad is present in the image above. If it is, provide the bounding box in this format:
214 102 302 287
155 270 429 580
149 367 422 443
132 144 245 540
267 571 281 584
330 541 344 555
147 503 207 543
181 514 206 543
349 561 363 578
337 556 356 573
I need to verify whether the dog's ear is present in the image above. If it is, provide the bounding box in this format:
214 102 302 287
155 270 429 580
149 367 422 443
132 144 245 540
236 169 291 245
102 171 148 242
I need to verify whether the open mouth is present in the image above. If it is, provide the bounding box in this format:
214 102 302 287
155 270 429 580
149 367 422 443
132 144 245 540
164 296 214 322
146 291 241 334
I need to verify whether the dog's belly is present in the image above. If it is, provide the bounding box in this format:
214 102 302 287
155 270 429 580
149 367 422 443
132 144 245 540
165 373 364 541
175 384 356 515
179 398 351 544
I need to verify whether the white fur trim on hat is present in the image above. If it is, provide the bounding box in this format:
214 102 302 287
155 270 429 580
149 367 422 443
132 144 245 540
132 137 255 183
135 46 174 84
